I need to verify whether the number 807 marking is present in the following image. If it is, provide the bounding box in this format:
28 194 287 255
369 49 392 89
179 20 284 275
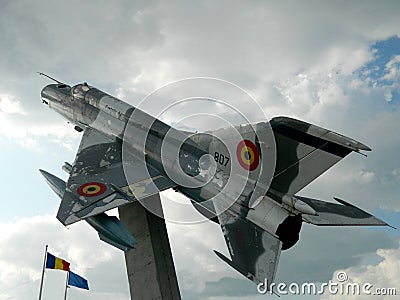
214 152 230 167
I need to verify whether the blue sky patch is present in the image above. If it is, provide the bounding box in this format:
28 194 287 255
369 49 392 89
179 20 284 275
357 35 400 103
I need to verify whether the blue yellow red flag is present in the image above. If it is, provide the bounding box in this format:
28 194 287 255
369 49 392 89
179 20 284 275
45 252 70 271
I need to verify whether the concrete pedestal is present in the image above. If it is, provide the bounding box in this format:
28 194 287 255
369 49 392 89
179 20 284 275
118 194 181 300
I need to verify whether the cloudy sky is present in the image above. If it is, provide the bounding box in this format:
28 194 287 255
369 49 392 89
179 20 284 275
1 0 400 299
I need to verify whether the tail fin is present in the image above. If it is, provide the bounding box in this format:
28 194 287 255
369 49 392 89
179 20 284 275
270 117 371 196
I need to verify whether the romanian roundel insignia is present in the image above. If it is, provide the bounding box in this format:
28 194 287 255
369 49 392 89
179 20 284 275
77 182 107 197
236 140 259 171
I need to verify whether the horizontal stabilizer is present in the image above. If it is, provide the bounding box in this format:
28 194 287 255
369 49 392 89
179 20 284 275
299 196 389 226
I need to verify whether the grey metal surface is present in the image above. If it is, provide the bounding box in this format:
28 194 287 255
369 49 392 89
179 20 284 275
39 80 389 290
269 116 361 196
57 127 175 225
39 169 136 251
300 196 389 226
216 213 281 287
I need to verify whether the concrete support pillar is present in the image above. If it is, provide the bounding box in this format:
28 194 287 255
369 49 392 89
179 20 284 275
118 194 181 300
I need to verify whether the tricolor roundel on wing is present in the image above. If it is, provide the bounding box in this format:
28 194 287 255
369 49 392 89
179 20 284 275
236 140 259 171
77 182 107 197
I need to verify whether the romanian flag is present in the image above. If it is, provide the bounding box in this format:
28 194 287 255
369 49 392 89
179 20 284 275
45 252 70 271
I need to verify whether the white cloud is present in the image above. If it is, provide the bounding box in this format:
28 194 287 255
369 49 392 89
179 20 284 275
0 94 25 115
0 215 129 300
383 55 400 81
355 171 376 184
0 1 400 299
163 193 232 293
274 71 350 123
328 168 375 185
321 242 400 300
0 110 79 150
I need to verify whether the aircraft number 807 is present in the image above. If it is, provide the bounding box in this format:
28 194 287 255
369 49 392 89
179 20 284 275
214 152 229 167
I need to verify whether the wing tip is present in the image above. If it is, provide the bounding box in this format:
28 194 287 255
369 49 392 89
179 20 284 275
333 197 393 227
214 250 258 283
357 143 372 151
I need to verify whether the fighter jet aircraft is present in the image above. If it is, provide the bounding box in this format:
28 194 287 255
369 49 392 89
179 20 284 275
39 74 388 290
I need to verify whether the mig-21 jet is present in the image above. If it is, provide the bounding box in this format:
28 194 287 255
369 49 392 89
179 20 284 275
39 74 388 290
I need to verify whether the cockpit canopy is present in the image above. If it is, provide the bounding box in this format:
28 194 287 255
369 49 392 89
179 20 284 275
71 83 92 100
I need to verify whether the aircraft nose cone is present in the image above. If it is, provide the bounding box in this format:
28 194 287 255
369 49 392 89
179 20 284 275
41 84 57 105
40 83 72 105
41 85 50 104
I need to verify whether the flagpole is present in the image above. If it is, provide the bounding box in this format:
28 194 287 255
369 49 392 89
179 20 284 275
38 245 48 300
64 271 69 300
